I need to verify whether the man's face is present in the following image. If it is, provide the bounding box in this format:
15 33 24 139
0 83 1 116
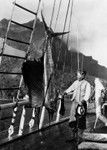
77 72 85 80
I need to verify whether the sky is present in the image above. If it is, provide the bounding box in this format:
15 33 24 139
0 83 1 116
0 0 107 67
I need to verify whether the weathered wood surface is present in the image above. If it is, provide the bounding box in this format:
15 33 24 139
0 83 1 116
2 101 106 150
78 142 107 150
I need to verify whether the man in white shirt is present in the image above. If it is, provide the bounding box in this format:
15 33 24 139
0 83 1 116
64 70 91 135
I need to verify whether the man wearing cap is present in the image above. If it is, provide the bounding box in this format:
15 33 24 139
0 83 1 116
64 70 91 141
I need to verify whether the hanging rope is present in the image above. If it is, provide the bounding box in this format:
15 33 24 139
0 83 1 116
62 0 71 72
69 0 74 73
62 0 70 39
76 23 84 72
49 0 56 28
54 0 62 31
79 30 84 71
56 0 71 72
76 23 80 72
62 0 74 73
81 53 84 71
66 0 74 46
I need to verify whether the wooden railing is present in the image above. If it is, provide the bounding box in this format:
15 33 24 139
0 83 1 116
0 98 69 145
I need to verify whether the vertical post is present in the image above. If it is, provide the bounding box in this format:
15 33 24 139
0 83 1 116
8 105 18 138
39 52 48 129
55 100 61 122
29 108 35 130
18 106 26 136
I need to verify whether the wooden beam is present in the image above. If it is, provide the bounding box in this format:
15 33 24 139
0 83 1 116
0 72 22 75
7 37 30 45
11 20 33 30
0 100 29 110
78 142 107 149
14 2 37 15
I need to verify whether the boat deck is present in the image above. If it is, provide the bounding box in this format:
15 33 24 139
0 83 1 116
0 112 96 150
1 102 107 150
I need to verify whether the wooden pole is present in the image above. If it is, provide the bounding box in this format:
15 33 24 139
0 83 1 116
18 106 26 136
39 51 48 129
56 100 61 122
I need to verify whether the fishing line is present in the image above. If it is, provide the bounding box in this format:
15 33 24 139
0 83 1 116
62 0 74 73
54 0 63 31
49 0 56 28
56 0 70 71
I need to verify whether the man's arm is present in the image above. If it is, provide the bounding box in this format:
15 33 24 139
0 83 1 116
64 80 77 95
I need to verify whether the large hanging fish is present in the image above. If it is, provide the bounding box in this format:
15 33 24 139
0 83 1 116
22 55 44 107
41 12 68 119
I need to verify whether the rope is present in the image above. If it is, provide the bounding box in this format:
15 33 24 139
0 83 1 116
62 0 74 73
62 0 70 39
55 0 70 71
66 0 74 46
54 0 62 31
76 23 80 71
69 0 74 73
81 54 84 71
79 30 84 71
72 13 84 72
76 22 84 72
49 0 56 28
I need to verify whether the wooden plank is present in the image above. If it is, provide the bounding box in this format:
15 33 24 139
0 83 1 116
83 132 107 142
3 44 26 58
11 20 33 30
0 100 29 110
0 72 22 75
78 141 107 150
0 117 69 146
0 87 20 90
14 2 37 15
7 37 30 45
0 54 26 59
